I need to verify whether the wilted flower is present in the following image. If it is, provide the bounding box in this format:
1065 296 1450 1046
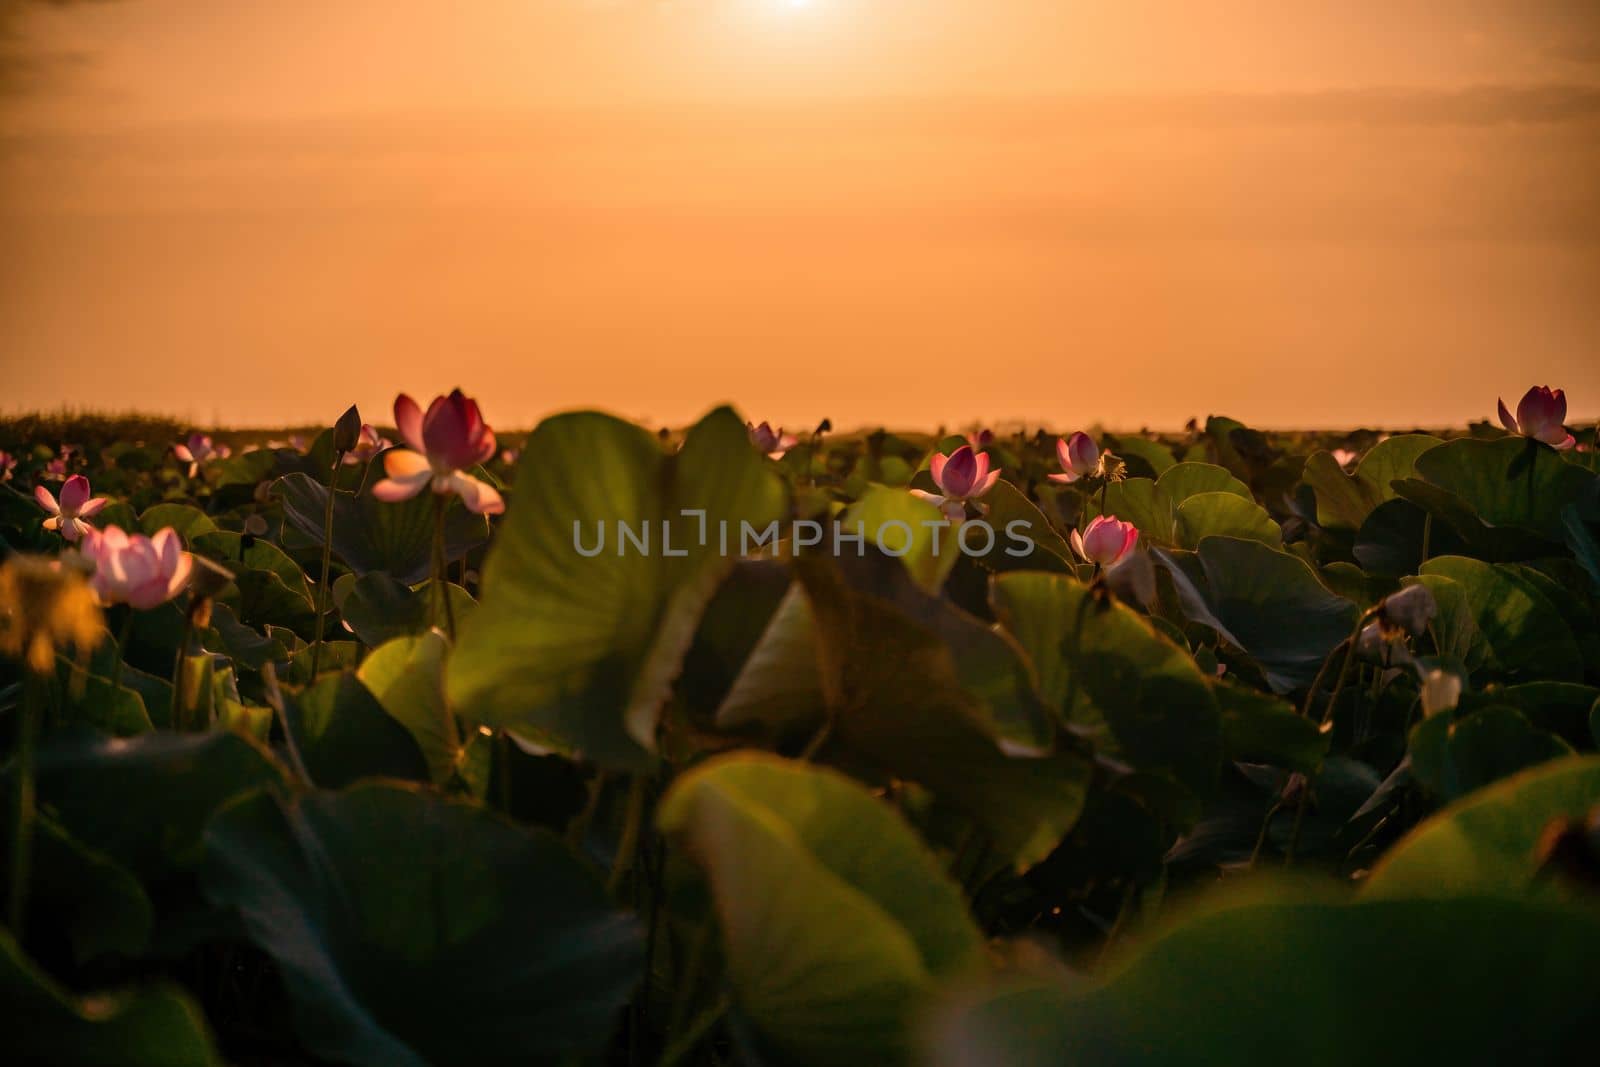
1071 514 1138 567
0 554 103 673
912 445 1001 521
1376 583 1436 638
341 424 391 465
34 474 109 543
1048 432 1102 484
174 433 232 476
1420 668 1463 717
1355 621 1414 668
1331 448 1359 470
1498 386 1574 450
747 421 797 458
0 451 15 482
80 526 193 610
372 390 505 515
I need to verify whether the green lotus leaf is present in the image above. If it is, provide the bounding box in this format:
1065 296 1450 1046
925 890 1600 1067
1413 436 1595 542
1418 556 1582 682
1158 537 1358 693
1 813 153 966
1085 477 1174 546
334 571 476 647
794 552 1092 868
1156 462 1251 506
1408 704 1573 801
26 731 287 882
1213 681 1327 774
1107 434 1177 477
202 783 642 1067
357 631 467 787
658 754 983 1067
1301 434 1441 531
962 479 1074 574
992 570 1222 797
1366 754 1600 896
278 671 430 789
839 485 959 591
0 931 220 1067
446 406 787 770
137 503 218 542
275 467 491 585
1174 491 1281 550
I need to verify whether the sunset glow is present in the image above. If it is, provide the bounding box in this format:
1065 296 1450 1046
1 2 1597 430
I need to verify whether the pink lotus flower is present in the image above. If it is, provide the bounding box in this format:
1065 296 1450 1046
1498 386 1574 450
499 446 521 466
912 444 1001 521
43 445 75 480
1071 515 1138 568
34 475 109 543
0 451 14 482
1331 448 1359 469
1048 432 1102 484
967 428 994 449
747 421 797 458
372 390 505 515
341 424 391 465
174 433 231 476
80 526 193 610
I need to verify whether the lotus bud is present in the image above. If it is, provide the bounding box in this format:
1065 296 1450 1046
332 404 363 454
1071 515 1139 568
1048 431 1103 484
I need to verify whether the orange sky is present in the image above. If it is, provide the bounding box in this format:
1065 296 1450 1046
2 1 1598 430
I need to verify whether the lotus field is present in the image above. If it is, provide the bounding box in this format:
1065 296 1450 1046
3 386 1600 1066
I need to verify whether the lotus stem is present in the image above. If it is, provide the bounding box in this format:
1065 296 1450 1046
261 664 311 784
170 612 194 731
108 609 134 699
1094 880 1138 969
607 775 647 897
6 671 43 934
1247 798 1286 868
308 448 345 680
656 995 729 1067
798 715 833 761
431 494 456 641
1419 512 1432 564
1317 614 1370 729
665 917 715 1040
496 731 512 814
1525 436 1538 516
1060 590 1096 720
1283 783 1310 866
566 768 610 849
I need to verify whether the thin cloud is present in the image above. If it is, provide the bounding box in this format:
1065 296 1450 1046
0 0 122 98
